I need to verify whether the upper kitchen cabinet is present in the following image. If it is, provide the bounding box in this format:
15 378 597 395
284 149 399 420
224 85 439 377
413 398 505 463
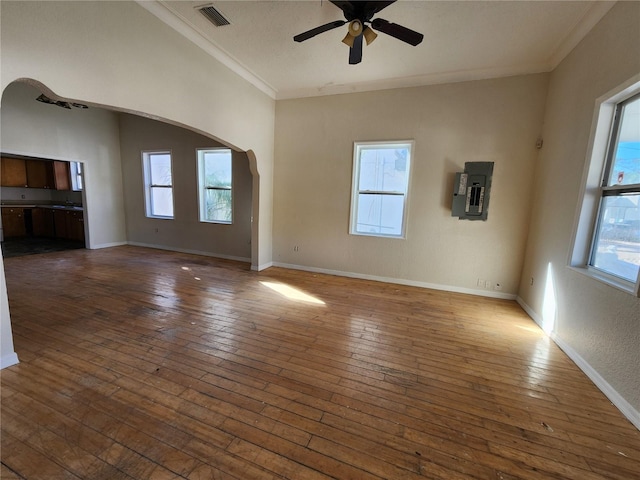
1 157 28 187
52 161 71 190
1 157 71 190
26 159 55 189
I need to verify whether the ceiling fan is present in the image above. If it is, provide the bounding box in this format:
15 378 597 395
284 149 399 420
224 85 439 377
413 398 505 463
293 0 423 65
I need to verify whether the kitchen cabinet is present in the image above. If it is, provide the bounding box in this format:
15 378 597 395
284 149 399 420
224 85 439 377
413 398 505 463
1 157 72 190
32 208 55 237
26 160 55 189
52 161 71 190
1 207 26 237
53 209 68 239
53 209 84 242
68 211 85 242
1 157 28 187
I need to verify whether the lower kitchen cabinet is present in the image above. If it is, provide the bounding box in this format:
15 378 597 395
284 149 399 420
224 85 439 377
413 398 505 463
2 207 84 242
53 209 84 242
67 211 85 242
32 208 55 237
1 208 26 237
53 209 68 239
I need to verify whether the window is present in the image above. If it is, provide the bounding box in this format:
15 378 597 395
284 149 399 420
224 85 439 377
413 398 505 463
350 141 413 238
590 93 640 286
197 148 232 223
70 162 83 191
142 151 174 218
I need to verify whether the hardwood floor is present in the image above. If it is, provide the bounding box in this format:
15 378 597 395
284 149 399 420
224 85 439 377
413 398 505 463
1 246 638 479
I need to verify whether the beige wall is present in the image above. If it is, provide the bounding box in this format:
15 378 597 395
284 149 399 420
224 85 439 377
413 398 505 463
119 113 252 260
274 74 548 297
518 2 640 421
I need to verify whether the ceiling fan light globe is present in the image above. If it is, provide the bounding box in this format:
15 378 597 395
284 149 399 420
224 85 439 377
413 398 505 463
342 32 355 48
363 26 378 45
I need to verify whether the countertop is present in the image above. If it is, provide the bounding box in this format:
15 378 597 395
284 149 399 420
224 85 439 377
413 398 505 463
0 203 84 211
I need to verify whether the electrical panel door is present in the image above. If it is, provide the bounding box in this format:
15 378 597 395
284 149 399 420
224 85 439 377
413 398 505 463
452 162 494 221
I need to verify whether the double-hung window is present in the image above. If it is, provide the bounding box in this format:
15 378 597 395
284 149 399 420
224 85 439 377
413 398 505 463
589 93 640 289
197 148 232 223
143 151 174 219
350 141 413 238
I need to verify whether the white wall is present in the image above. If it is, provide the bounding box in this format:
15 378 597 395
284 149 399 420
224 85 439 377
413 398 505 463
274 74 548 297
518 2 640 424
119 113 252 260
0 254 18 368
1 81 126 249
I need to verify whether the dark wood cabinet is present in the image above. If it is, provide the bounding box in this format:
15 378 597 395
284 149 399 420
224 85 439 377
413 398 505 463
2 206 83 242
1 208 26 237
32 208 55 237
68 211 85 242
53 209 84 242
26 160 55 189
53 161 71 190
1 157 28 187
53 209 68 239
1 157 71 189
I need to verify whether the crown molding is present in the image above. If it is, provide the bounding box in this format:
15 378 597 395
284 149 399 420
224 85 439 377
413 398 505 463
276 63 553 100
136 1 277 99
547 1 616 68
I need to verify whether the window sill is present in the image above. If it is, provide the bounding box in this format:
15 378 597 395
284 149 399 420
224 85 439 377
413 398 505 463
200 220 232 225
568 266 639 297
350 231 406 240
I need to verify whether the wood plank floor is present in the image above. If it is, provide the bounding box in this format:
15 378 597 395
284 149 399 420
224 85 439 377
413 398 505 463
1 245 638 479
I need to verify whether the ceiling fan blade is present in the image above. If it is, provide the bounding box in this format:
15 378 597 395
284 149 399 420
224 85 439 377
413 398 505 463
371 18 424 46
293 20 346 42
349 33 363 65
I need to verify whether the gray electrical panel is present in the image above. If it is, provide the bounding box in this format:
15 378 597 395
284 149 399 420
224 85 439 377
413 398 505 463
452 162 494 221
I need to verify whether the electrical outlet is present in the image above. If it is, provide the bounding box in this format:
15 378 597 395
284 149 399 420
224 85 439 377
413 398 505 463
485 280 491 289
530 277 534 286
293 246 299 252
477 278 484 287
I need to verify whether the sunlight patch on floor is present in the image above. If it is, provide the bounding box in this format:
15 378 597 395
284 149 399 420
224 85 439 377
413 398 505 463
260 281 325 305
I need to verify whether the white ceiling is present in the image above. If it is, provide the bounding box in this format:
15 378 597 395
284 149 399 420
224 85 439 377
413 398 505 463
141 1 614 100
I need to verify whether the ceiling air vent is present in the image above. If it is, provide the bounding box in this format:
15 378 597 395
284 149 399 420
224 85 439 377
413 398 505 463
197 4 230 27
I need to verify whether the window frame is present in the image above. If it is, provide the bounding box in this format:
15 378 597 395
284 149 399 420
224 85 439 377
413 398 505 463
142 150 174 219
571 77 640 296
349 140 413 239
196 147 233 224
70 161 83 191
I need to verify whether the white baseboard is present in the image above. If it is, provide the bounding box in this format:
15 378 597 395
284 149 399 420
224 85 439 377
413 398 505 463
252 261 273 272
517 296 640 431
127 242 251 264
88 241 128 250
1 352 19 369
269 261 516 300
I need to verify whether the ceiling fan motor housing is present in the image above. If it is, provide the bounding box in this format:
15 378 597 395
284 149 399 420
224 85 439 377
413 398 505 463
293 1 423 64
